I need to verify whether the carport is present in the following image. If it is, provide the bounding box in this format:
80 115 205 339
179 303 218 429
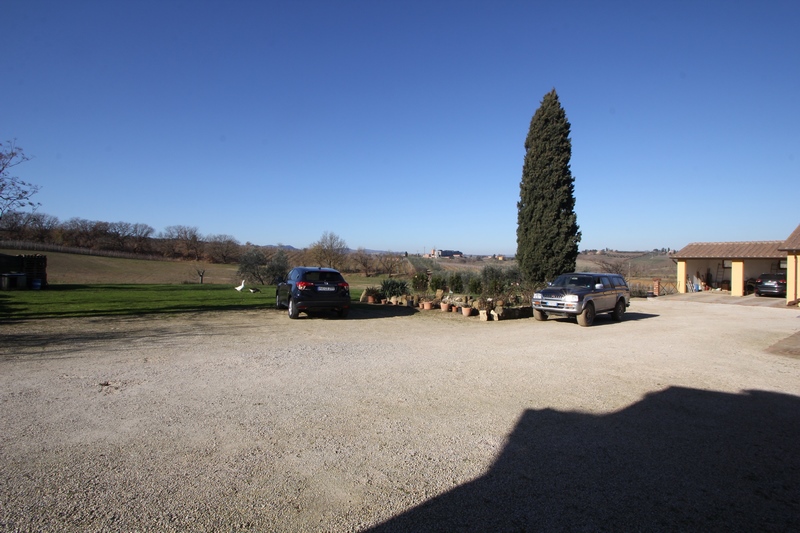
672 241 786 297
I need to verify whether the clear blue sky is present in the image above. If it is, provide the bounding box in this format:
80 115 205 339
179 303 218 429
4 1 798 255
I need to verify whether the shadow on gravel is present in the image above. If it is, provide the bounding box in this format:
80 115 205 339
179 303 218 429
296 305 418 320
545 311 659 326
367 387 800 532
766 331 800 359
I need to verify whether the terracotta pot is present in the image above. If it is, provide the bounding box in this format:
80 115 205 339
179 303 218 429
422 301 433 310
367 296 375 304
440 303 450 312
451 306 458 312
462 307 472 317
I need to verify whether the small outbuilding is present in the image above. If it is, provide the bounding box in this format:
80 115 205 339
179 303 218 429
672 223 799 306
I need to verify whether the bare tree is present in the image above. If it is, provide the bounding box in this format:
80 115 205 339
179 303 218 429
130 223 155 254
63 218 107 249
193 264 206 284
0 210 25 239
157 226 180 258
378 252 403 277
593 258 640 279
164 225 203 260
206 234 241 264
352 247 375 277
24 212 59 243
107 221 133 251
0 140 40 221
309 231 348 270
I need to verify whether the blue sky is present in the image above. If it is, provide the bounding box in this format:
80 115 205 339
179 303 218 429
3 1 798 255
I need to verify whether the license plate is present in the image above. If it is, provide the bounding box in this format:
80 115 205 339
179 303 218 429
544 301 557 306
317 286 335 292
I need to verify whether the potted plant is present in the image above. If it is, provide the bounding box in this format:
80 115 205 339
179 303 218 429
364 286 381 304
419 296 433 310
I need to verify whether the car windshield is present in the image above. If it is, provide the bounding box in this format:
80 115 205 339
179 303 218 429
552 275 593 288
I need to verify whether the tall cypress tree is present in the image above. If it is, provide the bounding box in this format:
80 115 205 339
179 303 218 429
516 89 581 283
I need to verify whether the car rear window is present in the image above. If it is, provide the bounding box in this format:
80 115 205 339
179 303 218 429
304 271 344 283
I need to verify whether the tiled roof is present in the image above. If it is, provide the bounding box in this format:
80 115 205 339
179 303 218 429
672 241 786 259
779 224 800 251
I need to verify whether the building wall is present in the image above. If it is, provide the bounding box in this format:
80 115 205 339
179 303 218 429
677 261 687 293
787 254 799 306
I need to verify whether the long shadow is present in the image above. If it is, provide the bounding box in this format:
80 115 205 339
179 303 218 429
544 311 659 326
367 387 800 532
288 304 418 320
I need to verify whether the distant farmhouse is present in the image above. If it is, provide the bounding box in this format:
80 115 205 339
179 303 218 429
425 249 463 259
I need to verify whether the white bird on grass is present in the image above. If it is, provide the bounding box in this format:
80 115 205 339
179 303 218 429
235 280 245 291
249 287 261 293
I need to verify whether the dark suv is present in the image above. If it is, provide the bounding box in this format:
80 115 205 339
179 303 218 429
276 267 351 319
532 272 630 327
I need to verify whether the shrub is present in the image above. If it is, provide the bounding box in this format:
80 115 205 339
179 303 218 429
380 278 408 298
429 273 447 292
448 272 464 293
467 276 482 295
411 272 429 292
481 265 506 298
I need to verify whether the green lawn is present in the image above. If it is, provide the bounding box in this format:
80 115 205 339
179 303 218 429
0 284 279 320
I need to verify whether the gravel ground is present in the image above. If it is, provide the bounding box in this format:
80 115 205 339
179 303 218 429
1 298 799 532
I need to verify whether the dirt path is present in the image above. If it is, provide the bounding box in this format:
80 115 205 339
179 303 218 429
2 299 799 531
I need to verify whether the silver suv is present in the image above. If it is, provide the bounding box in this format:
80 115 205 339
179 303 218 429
532 272 630 327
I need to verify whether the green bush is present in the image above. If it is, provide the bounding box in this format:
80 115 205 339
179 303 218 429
411 272 429 292
467 276 482 295
380 278 408 298
429 273 447 292
481 265 506 298
448 272 464 293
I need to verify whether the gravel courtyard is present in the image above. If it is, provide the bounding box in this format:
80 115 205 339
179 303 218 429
2 298 799 532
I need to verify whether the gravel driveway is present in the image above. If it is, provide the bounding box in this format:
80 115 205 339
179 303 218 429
2 298 799 532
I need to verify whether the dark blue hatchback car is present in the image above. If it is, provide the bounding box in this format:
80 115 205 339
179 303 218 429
276 267 351 319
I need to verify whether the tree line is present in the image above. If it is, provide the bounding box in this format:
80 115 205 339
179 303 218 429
0 211 408 277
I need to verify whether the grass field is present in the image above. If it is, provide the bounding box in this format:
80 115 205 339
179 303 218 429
0 249 395 320
1 284 277 320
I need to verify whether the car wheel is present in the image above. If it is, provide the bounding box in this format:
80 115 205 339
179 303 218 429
275 290 284 309
288 297 299 319
577 302 595 327
754 290 760 297
611 299 625 321
533 309 548 321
